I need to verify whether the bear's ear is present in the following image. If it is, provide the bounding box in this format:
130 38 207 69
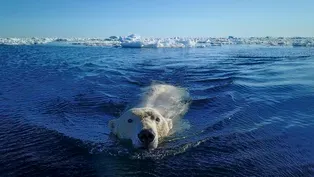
165 118 173 130
131 108 145 118
108 119 117 133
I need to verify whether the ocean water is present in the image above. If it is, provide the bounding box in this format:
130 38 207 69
0 45 314 177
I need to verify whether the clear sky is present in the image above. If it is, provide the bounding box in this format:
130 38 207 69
0 0 313 38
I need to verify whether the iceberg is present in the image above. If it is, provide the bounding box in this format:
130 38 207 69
120 34 197 48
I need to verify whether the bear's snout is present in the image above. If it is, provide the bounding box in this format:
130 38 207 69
138 129 155 145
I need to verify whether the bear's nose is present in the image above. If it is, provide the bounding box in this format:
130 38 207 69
138 129 155 144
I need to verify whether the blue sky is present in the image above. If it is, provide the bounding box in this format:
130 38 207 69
0 0 313 38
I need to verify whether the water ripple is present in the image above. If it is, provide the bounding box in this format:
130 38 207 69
1 46 314 176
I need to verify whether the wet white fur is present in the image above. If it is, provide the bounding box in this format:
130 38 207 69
109 84 190 149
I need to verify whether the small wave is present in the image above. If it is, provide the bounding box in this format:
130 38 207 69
193 81 233 94
83 62 100 68
122 76 145 86
235 61 267 66
191 97 216 108
38 94 127 117
287 55 311 59
0 116 92 176
193 77 233 83
236 55 311 59
236 55 284 59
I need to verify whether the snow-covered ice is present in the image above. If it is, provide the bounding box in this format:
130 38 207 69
0 37 55 45
1 34 313 48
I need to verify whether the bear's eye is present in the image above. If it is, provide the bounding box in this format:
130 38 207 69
128 119 133 123
156 117 160 122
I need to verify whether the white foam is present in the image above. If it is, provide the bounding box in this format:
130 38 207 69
138 84 190 121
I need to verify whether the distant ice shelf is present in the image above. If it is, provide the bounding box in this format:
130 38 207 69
0 37 55 45
1 34 314 48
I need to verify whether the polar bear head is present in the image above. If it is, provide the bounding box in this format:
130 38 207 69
108 107 173 149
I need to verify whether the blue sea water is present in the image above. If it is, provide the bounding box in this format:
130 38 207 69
0 45 314 176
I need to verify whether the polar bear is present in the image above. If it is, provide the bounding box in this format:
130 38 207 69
108 84 190 149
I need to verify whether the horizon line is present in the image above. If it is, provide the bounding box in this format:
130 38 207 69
1 35 314 39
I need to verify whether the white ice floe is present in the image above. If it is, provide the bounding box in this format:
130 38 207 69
1 35 314 48
69 38 120 47
0 37 55 45
120 34 197 48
